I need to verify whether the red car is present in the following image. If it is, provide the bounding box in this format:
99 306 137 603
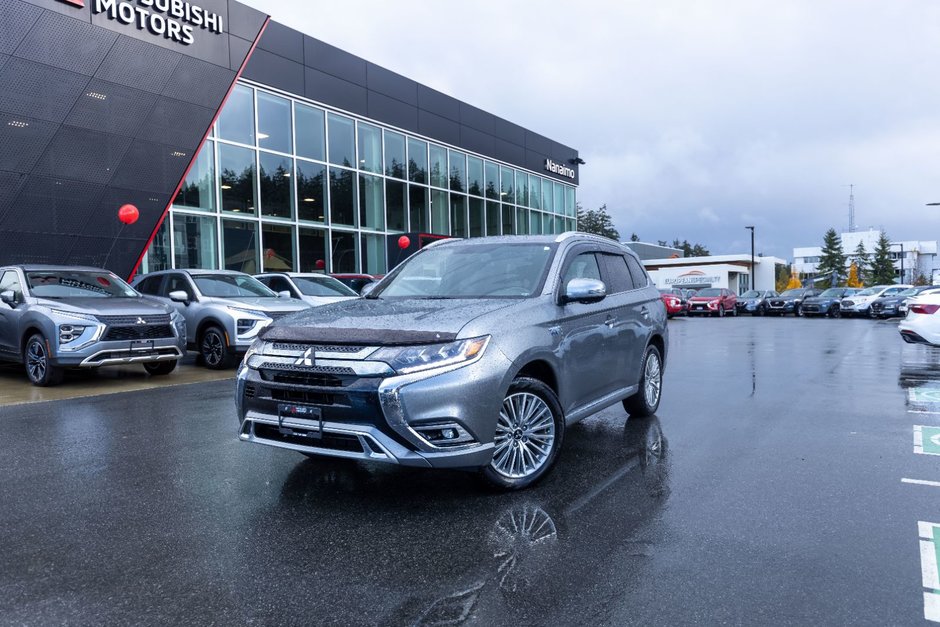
658 288 687 318
687 288 738 317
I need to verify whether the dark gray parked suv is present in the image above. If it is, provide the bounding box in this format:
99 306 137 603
236 233 668 489
0 265 186 386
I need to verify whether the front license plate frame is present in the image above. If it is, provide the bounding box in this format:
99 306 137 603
130 339 155 351
277 403 323 440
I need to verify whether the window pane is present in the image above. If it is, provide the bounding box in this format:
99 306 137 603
407 138 428 184
174 141 214 212
143 216 171 272
429 144 447 188
297 160 326 223
448 150 466 192
409 185 428 232
222 219 259 273
450 194 467 237
386 180 406 231
219 144 256 215
502 204 514 235
357 122 382 173
298 227 328 272
173 214 218 269
359 173 385 230
484 161 499 200
361 233 386 275
262 223 295 272
485 201 500 236
217 84 254 145
257 91 292 153
331 231 358 273
467 156 483 197
259 152 293 219
384 131 406 179
541 178 553 214
500 166 514 204
567 218 576 232
329 167 356 226
516 170 528 207
327 113 355 167
528 174 540 209
295 103 325 161
529 211 541 235
516 207 529 235
430 188 448 234
554 182 564 217
565 186 576 217
469 197 483 237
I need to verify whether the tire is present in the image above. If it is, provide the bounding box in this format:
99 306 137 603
756 304 766 316
480 377 565 491
24 333 64 387
731 305 738 317
828 305 841 319
144 360 177 376
199 325 234 370
623 345 663 418
717 305 725 318
794 304 802 317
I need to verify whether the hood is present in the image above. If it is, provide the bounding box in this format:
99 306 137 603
689 296 720 302
34 296 172 316
205 296 310 312
802 296 833 305
301 295 359 307
262 297 518 345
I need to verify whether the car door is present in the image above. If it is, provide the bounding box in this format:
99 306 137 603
158 273 198 341
555 248 621 414
0 269 26 358
600 252 655 391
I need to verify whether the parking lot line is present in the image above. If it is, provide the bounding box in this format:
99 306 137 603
910 389 940 404
914 426 940 456
919 522 940 621
903 478 940 488
909 410 940 416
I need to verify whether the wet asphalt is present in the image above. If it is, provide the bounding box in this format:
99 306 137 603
1 315 938 625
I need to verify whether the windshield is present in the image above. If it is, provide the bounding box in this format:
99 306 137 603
780 289 803 297
898 288 920 296
293 275 358 297
696 288 722 297
819 289 842 297
376 243 555 299
741 290 760 298
856 288 878 296
26 270 138 299
193 274 276 298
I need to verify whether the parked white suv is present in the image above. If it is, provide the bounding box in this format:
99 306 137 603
840 284 911 317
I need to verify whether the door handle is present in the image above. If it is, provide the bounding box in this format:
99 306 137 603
604 315 616 328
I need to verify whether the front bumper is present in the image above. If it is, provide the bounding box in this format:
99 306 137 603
767 302 796 314
53 338 185 367
236 347 511 469
900 319 940 346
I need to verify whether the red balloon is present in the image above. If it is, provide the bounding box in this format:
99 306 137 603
398 235 411 250
265 248 275 259
315 259 325 270
118 204 139 225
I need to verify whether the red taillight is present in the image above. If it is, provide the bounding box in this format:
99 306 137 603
910 304 940 315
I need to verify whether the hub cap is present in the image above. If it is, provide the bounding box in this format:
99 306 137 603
202 332 223 366
491 392 555 479
26 340 46 381
644 352 662 407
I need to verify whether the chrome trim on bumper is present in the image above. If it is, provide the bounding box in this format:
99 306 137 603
79 347 183 368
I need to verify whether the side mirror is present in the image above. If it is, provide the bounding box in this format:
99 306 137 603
168 290 189 304
562 278 606 304
359 282 377 297
0 290 15 306
278 290 292 299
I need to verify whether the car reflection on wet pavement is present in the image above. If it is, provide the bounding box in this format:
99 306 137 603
1 316 939 624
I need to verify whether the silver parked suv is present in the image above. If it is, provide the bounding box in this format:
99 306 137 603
236 233 668 489
0 265 186 386
133 270 310 369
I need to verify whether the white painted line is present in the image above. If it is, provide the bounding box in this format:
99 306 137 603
920 522 940 622
921 538 940 590
909 410 940 416
922 521 937 540
926 592 940 622
904 478 940 488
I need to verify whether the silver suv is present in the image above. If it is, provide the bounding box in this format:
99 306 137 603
133 270 310 369
0 265 186 386
236 233 668 489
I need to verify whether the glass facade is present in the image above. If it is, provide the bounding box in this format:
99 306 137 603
142 82 578 275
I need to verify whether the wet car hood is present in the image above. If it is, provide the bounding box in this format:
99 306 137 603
803 296 836 305
261 297 516 345
204 296 309 312
33 297 173 316
688 296 720 302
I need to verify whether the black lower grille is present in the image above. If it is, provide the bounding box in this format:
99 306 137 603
255 423 363 453
260 369 347 387
103 325 174 341
269 387 343 406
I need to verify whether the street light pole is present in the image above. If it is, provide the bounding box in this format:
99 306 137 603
745 226 755 290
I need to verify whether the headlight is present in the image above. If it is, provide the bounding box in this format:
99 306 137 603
243 338 265 362
49 308 98 322
228 306 268 318
371 336 489 375
707 300 718 309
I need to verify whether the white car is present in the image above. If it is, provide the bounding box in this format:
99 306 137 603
841 284 911 317
900 293 940 346
254 272 359 307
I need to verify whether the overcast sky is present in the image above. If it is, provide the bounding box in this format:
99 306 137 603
240 0 940 260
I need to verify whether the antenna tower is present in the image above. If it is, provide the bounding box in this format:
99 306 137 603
848 184 856 233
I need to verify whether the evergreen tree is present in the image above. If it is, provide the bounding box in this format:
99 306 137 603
867 231 897 285
576 203 620 240
816 228 847 285
630 233 640 242
852 240 869 285
914 272 931 286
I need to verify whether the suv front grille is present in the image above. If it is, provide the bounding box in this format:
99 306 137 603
96 314 171 325
254 423 364 453
103 325 174 341
260 368 347 387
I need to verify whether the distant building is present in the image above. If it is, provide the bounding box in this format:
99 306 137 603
642 254 787 294
793 229 939 284
623 241 683 261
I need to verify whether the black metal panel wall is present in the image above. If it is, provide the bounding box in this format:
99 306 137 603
0 0 267 277
243 23 580 186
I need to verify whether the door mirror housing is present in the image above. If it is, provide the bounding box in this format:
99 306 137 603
168 290 190 304
563 278 606 304
277 290 292 299
359 282 377 298
0 290 15 306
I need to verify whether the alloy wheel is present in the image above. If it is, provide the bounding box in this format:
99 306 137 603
491 392 556 480
202 331 224 367
26 339 46 382
643 350 662 408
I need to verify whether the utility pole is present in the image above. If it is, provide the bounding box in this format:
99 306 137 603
848 184 856 233
745 226 755 291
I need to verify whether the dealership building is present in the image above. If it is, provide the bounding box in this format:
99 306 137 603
642 254 787 293
0 0 580 279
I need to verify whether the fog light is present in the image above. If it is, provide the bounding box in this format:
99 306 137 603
441 428 457 440
411 422 475 447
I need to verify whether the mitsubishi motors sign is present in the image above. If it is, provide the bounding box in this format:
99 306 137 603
92 0 224 45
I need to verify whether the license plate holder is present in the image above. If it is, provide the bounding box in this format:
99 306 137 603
277 403 323 440
130 339 154 351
